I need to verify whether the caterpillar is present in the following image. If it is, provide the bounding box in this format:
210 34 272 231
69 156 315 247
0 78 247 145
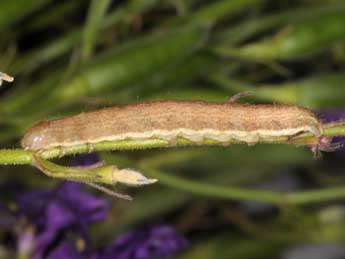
21 99 327 153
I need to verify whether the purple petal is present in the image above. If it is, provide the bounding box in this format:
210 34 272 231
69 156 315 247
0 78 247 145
70 153 100 167
33 200 76 258
17 228 35 257
47 241 83 259
0 203 15 229
134 225 188 259
318 109 345 124
318 109 345 151
56 182 109 223
45 199 76 228
15 190 51 227
94 224 188 259
14 182 109 258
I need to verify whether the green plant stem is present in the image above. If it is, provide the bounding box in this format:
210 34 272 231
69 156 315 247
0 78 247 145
140 166 283 203
189 0 261 25
0 121 343 165
1 122 344 204
141 165 345 205
139 166 345 205
82 0 111 61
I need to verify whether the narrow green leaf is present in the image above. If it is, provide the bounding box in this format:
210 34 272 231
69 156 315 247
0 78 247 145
82 0 112 61
0 0 50 30
215 9 345 60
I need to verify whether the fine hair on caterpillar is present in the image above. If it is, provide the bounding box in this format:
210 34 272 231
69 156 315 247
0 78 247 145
22 95 340 198
22 100 327 152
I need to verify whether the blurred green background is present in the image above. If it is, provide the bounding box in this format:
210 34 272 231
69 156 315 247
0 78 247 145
1 0 345 258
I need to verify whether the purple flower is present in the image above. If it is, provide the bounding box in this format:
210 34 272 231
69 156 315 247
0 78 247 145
48 241 83 259
318 109 345 150
92 224 188 259
0 203 16 229
15 182 109 258
70 153 100 167
318 109 345 124
17 227 35 257
0 154 186 259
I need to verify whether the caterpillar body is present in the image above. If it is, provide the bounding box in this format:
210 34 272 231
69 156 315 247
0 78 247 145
21 100 325 152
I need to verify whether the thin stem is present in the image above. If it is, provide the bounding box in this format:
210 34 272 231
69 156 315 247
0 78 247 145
140 166 284 204
140 166 345 205
0 121 344 165
0 122 344 204
82 0 111 61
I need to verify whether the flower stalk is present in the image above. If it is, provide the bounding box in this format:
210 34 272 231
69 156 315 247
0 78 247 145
0 121 344 203
0 121 343 165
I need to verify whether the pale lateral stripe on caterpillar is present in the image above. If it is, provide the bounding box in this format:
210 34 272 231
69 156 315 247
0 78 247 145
21 99 328 154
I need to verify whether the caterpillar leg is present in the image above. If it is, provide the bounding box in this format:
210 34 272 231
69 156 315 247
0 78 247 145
316 137 345 152
58 146 69 158
310 142 322 158
309 137 345 158
87 143 95 153
286 131 326 158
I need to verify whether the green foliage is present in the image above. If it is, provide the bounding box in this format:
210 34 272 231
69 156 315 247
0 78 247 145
1 1 345 258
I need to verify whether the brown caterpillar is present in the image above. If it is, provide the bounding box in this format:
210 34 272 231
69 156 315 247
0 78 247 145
21 99 329 154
